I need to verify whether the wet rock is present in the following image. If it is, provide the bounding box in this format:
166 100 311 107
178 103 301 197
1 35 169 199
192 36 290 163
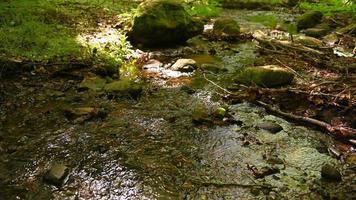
170 59 197 72
321 164 342 181
212 17 240 38
79 76 106 92
297 11 323 31
44 164 69 187
257 122 283 133
104 80 143 99
128 0 203 47
235 65 294 87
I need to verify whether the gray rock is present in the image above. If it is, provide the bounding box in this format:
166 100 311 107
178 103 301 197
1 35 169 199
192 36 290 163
257 122 283 133
44 164 69 187
170 59 197 72
321 164 342 181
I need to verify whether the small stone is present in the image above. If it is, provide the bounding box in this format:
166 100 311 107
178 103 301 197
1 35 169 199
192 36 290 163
257 122 283 133
44 164 69 187
321 164 341 181
170 59 197 72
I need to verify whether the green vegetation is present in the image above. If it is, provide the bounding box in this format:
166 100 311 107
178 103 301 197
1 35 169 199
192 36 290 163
299 0 356 15
0 0 137 66
184 0 222 17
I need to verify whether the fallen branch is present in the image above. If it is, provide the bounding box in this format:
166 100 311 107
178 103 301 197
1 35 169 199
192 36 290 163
256 101 356 139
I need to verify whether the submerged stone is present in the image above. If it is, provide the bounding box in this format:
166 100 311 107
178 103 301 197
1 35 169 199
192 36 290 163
128 0 203 47
236 65 294 87
297 11 323 31
256 121 283 133
44 164 69 187
104 80 143 99
321 164 342 181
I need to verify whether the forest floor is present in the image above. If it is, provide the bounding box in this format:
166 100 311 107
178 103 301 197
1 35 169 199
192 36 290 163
0 1 355 199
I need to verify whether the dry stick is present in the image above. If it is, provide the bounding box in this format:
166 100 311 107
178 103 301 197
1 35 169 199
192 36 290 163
203 73 233 95
275 58 307 82
205 77 356 140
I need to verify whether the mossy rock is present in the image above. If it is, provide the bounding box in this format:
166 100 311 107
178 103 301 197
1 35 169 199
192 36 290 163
128 0 203 47
104 80 143 99
236 65 294 87
296 11 323 31
213 17 240 38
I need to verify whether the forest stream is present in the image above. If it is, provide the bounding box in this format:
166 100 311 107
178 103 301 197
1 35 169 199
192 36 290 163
0 8 355 200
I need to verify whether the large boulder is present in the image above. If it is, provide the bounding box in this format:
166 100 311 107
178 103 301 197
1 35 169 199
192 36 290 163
128 0 204 47
235 65 294 87
297 11 323 31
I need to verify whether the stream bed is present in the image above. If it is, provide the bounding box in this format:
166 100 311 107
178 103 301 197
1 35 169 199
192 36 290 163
0 9 355 200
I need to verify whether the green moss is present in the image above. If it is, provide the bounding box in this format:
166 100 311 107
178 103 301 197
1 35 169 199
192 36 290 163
129 0 203 46
213 18 240 36
236 65 294 87
299 0 356 16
